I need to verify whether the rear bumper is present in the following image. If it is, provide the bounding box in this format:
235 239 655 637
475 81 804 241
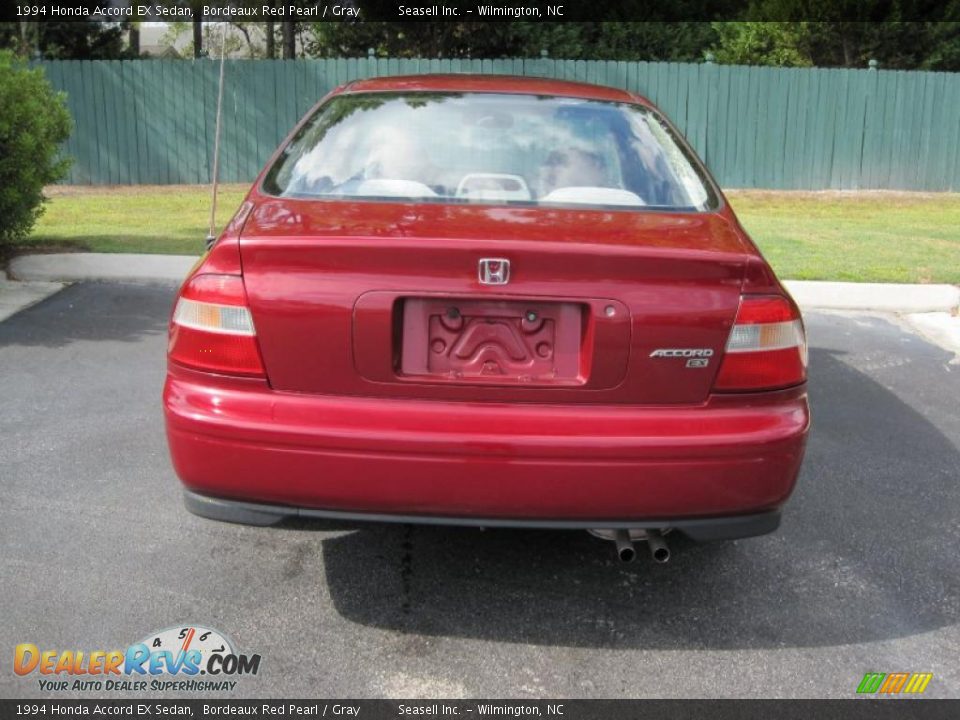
164 365 809 535
183 489 782 541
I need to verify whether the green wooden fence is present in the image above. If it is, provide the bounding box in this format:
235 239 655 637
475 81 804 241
39 57 960 191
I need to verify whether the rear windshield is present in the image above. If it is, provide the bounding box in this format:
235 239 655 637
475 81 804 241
262 92 719 212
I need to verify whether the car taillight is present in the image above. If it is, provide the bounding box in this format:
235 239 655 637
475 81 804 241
713 295 807 392
168 274 265 377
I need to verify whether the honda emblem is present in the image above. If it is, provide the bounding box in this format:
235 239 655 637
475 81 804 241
478 258 510 285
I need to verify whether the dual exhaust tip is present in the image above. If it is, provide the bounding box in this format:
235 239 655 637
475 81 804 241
612 529 670 564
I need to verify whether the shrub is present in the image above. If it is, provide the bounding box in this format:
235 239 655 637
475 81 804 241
0 51 72 246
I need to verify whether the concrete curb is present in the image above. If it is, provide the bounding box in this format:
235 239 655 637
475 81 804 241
8 253 197 285
783 280 960 313
7 253 960 314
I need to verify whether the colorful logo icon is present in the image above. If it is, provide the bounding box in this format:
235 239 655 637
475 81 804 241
857 672 933 695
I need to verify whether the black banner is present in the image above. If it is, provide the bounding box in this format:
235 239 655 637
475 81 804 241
2 700 959 719
4 0 959 23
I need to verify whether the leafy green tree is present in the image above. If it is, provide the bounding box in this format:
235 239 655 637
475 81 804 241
161 21 270 58
0 51 72 245
305 21 719 61
308 22 556 59
580 22 719 62
126 21 141 57
921 21 960 70
713 1 960 70
716 21 960 70
2 21 127 60
712 22 812 65
0 24 27 56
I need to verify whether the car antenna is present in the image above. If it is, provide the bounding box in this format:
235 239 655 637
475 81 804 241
205 21 228 251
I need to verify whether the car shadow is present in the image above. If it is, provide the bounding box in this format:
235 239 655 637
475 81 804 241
288 345 960 650
0 281 173 349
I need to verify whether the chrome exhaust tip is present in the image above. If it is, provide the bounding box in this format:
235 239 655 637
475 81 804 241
646 529 671 564
612 529 637 563
588 528 671 563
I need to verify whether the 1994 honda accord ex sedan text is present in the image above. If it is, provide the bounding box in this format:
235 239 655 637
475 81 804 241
163 75 810 562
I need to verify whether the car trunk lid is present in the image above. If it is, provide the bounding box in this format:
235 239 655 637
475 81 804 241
240 197 750 404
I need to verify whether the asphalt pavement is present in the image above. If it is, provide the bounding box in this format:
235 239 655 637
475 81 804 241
1 282 958 699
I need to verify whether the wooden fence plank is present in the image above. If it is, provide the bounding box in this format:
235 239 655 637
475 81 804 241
32 58 960 190
942 74 960 190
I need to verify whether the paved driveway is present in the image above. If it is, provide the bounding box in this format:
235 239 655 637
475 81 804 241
1 282 958 698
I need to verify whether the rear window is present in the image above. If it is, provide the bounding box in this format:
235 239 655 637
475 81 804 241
262 92 719 212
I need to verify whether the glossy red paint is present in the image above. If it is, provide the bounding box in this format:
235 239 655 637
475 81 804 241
342 74 646 105
163 75 809 533
165 362 807 519
238 200 747 404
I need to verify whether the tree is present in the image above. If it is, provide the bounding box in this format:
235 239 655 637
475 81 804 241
711 22 811 66
711 20 960 69
0 24 26 56
0 21 126 60
712 0 960 70
193 18 203 58
282 21 296 59
161 22 268 59
0 51 72 246
305 22 719 61
922 21 960 70
265 13 275 59
127 21 140 57
579 22 718 61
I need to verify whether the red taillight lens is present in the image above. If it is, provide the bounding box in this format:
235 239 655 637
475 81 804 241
168 274 265 377
713 295 807 392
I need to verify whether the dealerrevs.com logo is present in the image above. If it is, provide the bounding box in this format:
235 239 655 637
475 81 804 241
14 625 261 693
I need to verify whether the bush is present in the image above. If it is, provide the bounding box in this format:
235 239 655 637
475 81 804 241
0 51 72 246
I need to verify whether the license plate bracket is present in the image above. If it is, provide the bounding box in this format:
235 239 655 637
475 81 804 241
400 298 583 385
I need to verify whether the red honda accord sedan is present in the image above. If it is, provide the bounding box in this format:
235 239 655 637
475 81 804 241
164 74 809 562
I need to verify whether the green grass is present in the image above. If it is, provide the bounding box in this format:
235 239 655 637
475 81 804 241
728 190 960 284
23 185 248 256
18 186 960 284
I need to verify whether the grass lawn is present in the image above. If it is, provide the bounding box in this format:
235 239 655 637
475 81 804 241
17 185 960 284
729 190 960 284
23 185 249 256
